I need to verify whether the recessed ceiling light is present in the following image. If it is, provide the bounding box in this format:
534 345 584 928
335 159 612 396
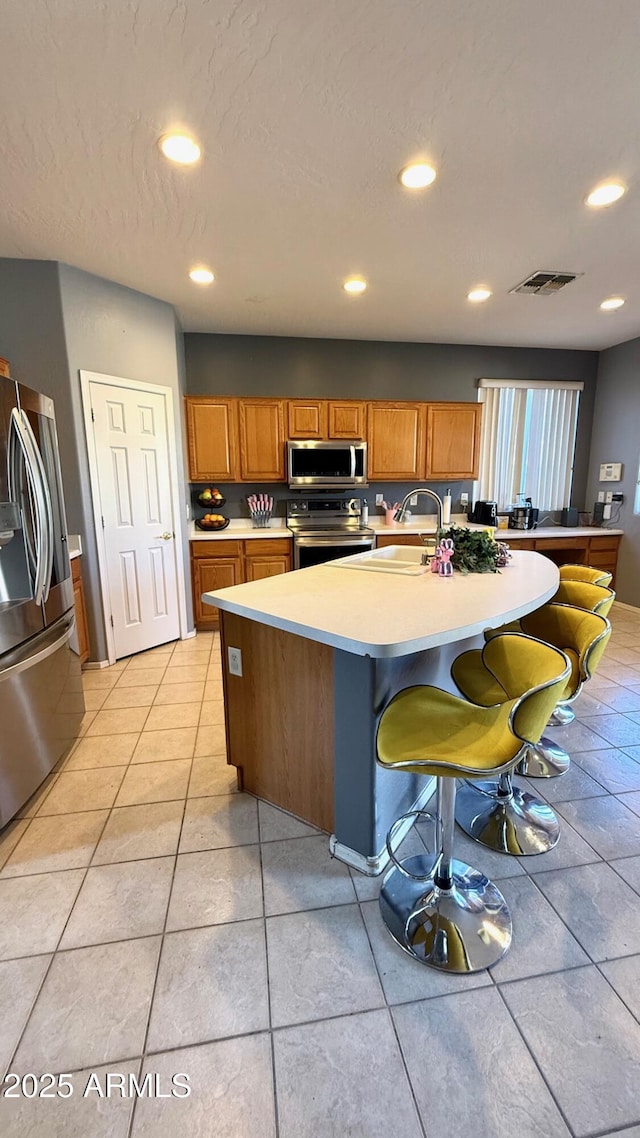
600 296 625 311
586 182 625 208
398 163 437 189
343 278 367 294
159 133 201 165
467 287 492 303
189 267 214 285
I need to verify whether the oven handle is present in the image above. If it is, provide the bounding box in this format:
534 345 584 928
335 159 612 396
294 534 374 548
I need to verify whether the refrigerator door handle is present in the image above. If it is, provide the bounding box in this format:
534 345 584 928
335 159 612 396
9 409 49 606
0 617 74 685
20 410 54 604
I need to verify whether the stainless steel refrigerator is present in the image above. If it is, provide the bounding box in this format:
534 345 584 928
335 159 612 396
0 372 84 827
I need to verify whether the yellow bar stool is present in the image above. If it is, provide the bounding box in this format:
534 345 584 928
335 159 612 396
548 581 615 726
488 604 611 777
559 564 613 588
376 634 570 973
452 641 564 855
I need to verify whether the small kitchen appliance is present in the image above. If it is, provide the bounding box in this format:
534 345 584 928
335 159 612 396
471 500 498 526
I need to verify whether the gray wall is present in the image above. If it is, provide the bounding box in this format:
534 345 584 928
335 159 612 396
586 336 640 607
186 334 599 508
58 263 193 658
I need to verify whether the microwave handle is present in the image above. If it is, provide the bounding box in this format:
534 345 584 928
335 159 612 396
349 445 356 478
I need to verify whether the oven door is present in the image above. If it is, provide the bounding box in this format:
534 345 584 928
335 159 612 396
294 532 374 570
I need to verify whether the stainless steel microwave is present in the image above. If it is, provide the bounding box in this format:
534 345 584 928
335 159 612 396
286 440 368 490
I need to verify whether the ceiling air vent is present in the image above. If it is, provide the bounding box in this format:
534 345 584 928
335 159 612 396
510 270 583 296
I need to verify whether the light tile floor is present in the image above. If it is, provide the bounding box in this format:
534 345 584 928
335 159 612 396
0 610 640 1136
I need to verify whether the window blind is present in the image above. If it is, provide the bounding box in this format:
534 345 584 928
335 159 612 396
476 380 582 511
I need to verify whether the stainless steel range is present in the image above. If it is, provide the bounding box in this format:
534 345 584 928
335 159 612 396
286 498 375 570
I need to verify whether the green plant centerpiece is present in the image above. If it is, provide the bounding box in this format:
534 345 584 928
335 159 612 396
438 526 509 574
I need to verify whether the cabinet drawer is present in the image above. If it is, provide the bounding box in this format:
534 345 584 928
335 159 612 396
376 534 426 548
243 538 291 556
510 539 536 550
587 551 618 568
589 536 621 551
191 539 243 558
534 537 586 551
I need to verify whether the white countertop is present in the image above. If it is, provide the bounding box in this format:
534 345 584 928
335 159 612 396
68 534 82 559
204 548 560 658
190 520 292 540
190 515 622 543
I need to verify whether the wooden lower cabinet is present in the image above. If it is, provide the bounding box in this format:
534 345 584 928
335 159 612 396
191 538 291 628
71 557 90 665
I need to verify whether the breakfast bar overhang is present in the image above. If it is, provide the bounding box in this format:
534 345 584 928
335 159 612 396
204 550 559 874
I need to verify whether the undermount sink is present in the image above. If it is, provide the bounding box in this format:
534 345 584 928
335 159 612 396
328 544 430 575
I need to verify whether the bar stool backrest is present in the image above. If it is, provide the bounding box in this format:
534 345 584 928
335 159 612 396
520 603 611 692
553 580 615 617
481 633 571 745
559 564 613 588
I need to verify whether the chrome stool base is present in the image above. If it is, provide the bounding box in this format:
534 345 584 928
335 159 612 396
550 703 576 727
379 854 512 973
455 780 560 855
516 736 570 778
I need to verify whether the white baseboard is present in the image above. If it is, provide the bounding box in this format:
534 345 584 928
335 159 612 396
83 659 111 670
329 777 436 876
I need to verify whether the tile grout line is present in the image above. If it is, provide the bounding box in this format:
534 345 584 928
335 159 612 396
257 791 281 1138
125 746 195 1138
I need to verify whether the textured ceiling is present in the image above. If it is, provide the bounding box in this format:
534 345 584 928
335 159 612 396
2 0 640 348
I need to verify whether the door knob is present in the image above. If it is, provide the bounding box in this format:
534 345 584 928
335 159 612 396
155 532 174 541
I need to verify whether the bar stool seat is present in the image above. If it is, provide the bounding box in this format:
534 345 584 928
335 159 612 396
559 564 613 587
376 633 570 974
547 582 615 724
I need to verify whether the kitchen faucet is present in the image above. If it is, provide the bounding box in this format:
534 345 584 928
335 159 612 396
394 488 445 531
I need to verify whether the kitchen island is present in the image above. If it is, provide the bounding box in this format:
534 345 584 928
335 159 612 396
205 550 559 872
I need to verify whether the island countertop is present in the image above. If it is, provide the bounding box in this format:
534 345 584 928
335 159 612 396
204 548 559 658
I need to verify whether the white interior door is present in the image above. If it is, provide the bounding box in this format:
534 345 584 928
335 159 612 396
89 380 181 658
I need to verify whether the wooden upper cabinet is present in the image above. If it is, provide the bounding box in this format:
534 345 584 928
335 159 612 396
287 400 328 439
328 401 367 439
238 399 286 481
424 403 483 480
185 397 239 482
367 402 426 480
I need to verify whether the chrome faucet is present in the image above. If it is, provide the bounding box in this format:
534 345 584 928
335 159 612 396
394 488 445 531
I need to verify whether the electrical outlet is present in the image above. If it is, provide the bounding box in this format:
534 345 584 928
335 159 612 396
460 493 469 506
375 494 384 506
603 503 612 520
410 495 418 506
605 491 613 504
597 491 605 503
612 492 624 503
227 647 243 677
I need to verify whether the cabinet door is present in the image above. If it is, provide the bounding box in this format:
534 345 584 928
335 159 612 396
425 403 482 480
244 538 291 581
239 399 286 481
185 398 239 482
367 403 426 480
192 556 243 629
287 400 328 439
328 401 367 439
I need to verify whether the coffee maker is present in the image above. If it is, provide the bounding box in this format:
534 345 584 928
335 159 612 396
508 496 538 530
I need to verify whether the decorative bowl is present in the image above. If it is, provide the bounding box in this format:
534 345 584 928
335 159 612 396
196 516 230 531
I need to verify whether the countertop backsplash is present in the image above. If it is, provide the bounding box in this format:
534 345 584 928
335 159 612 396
190 481 473 522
